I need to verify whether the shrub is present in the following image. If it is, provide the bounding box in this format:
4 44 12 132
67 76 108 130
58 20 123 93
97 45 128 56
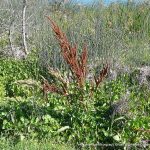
0 59 39 97
0 97 60 140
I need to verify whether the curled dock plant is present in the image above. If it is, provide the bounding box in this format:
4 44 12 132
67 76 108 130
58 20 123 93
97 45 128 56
43 16 109 98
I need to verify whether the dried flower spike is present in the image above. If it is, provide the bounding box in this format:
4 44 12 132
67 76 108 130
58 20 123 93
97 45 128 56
46 16 88 88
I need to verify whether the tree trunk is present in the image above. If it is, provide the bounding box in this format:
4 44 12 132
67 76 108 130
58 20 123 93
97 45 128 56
22 0 28 55
8 20 15 58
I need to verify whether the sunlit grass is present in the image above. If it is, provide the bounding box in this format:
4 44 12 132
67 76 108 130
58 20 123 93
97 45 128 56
0 138 74 150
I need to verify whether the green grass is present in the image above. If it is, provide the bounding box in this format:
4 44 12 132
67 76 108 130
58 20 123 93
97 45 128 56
0 138 74 150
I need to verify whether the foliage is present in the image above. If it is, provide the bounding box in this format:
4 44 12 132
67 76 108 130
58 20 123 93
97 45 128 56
0 1 150 149
0 76 6 99
0 138 74 150
0 36 8 49
0 58 39 97
43 17 109 101
0 73 149 148
0 97 60 140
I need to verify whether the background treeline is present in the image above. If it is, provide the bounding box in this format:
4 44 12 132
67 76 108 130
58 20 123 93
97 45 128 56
0 0 150 66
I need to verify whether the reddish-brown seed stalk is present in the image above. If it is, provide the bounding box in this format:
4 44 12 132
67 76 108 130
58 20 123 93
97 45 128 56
43 16 109 97
94 64 109 89
46 16 88 87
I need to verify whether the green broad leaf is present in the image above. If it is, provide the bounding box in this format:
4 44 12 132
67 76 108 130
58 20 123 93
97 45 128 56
57 126 70 133
20 134 25 141
102 129 109 137
113 135 121 141
20 117 25 123
54 106 65 111
114 116 125 123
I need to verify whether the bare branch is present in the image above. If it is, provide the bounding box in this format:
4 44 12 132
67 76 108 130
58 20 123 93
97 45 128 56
22 0 28 55
8 20 15 58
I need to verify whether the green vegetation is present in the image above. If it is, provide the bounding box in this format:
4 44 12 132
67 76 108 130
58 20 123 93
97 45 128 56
0 138 74 150
0 1 150 149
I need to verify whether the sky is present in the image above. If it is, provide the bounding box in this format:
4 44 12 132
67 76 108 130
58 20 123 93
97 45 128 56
75 0 127 5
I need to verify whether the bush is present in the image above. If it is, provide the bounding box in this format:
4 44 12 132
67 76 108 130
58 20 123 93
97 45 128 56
0 97 60 140
0 59 39 97
0 76 149 148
